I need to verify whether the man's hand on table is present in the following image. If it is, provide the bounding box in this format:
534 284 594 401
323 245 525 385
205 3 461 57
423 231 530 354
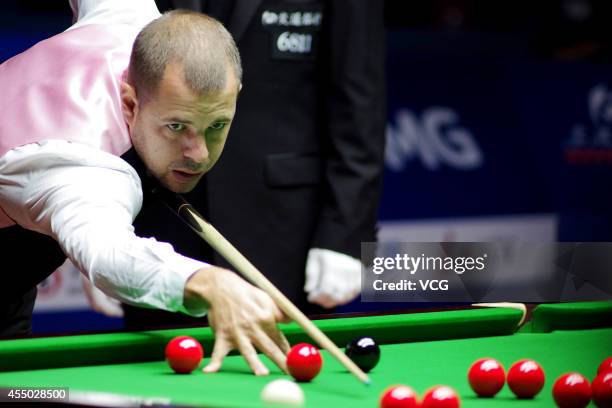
184 267 291 376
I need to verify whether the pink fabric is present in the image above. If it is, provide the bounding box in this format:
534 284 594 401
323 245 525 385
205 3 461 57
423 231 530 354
0 23 141 227
0 24 135 159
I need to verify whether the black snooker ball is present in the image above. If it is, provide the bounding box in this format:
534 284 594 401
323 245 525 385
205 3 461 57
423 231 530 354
345 336 380 373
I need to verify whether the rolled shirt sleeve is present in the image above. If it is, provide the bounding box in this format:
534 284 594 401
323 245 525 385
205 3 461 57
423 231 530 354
0 140 208 316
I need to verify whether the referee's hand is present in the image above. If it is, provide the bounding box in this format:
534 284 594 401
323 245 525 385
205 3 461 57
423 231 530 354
184 267 291 376
305 248 362 309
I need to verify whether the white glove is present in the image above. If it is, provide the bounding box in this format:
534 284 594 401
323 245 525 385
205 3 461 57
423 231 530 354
304 248 362 309
81 273 124 318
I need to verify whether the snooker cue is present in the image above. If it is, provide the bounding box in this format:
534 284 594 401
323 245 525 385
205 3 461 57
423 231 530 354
472 302 528 326
152 188 371 385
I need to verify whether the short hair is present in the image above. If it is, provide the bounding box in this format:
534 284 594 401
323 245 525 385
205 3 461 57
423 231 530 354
128 10 242 100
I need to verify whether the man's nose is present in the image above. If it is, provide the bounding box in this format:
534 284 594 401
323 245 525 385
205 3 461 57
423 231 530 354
182 134 208 163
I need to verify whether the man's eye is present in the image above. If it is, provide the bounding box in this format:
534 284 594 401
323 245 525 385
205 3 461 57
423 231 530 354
209 122 226 131
167 123 186 132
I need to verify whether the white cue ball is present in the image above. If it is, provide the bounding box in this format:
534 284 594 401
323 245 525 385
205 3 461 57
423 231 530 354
260 379 305 406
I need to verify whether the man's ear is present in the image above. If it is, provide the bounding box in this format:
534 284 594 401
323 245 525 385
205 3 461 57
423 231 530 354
120 82 138 129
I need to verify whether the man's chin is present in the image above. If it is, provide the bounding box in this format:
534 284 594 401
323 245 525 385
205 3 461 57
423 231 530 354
169 185 195 194
167 182 198 194
160 175 201 194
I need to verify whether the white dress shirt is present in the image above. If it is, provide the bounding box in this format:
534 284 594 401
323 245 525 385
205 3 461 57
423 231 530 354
0 0 209 316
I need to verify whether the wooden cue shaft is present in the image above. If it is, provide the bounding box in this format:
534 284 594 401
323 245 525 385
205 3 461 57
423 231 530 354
472 302 528 326
179 204 371 385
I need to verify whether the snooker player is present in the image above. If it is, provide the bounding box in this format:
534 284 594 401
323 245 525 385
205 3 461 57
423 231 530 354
0 0 290 376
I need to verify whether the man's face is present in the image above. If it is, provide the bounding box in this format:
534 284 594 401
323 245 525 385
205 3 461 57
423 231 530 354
123 63 239 193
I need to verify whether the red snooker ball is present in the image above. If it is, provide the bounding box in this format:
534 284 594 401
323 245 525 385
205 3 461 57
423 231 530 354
420 386 460 408
165 335 203 374
286 343 322 382
507 359 545 399
468 358 505 397
592 372 612 408
552 373 591 408
599 357 612 376
379 385 419 408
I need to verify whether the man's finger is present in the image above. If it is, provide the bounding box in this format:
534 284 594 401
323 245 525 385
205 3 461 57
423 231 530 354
202 336 231 373
274 306 292 324
260 317 291 355
236 334 269 376
269 325 291 355
251 325 288 374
